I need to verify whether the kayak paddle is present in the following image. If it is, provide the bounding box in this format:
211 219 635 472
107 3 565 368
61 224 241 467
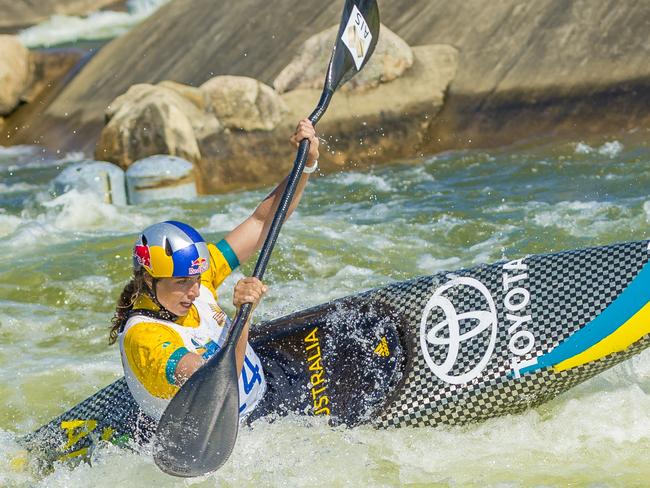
154 0 380 477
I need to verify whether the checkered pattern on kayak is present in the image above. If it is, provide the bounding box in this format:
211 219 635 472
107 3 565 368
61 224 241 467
24 240 650 459
374 240 650 428
24 378 155 459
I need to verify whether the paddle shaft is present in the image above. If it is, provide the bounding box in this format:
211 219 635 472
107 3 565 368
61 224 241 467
154 2 380 475
223 88 334 348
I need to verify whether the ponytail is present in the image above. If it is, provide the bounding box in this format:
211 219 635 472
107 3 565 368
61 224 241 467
109 270 147 345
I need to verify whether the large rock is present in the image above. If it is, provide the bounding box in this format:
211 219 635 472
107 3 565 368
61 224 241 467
126 155 197 204
95 83 221 167
200 76 287 131
158 80 210 112
0 35 31 115
0 47 87 147
196 44 458 193
274 24 413 93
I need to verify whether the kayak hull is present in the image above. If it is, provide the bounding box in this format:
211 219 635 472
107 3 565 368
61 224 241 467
23 240 650 464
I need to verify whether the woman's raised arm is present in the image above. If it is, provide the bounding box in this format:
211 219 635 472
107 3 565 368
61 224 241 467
224 118 319 265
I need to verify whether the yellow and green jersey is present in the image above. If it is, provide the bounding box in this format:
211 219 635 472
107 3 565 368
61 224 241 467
118 239 266 420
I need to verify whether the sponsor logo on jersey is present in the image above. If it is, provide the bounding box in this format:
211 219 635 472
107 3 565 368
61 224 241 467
304 327 330 415
210 303 227 326
420 277 498 384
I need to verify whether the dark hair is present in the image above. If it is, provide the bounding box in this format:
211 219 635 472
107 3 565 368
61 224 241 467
109 269 147 345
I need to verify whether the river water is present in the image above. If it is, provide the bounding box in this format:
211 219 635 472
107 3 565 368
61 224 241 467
0 132 649 487
17 0 170 48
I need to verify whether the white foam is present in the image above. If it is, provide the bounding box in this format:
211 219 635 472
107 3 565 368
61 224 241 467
594 348 650 391
598 140 624 157
417 254 462 273
332 171 394 192
0 188 154 252
0 220 64 250
0 182 39 194
404 164 436 182
60 275 115 308
38 384 646 487
531 200 640 238
18 0 170 48
469 231 513 264
574 142 593 154
7 387 650 487
334 264 375 278
40 189 149 232
206 205 251 233
574 141 623 158
429 214 467 234
0 430 32 487
0 144 38 158
0 214 22 238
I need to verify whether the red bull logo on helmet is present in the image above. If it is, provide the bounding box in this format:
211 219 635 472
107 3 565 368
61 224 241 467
134 245 151 269
189 256 208 275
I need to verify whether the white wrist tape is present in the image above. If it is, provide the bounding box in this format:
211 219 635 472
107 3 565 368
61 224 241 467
303 159 318 174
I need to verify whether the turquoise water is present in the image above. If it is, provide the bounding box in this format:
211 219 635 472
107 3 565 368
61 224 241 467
0 132 649 487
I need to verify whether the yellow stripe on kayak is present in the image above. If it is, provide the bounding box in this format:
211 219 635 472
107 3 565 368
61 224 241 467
554 301 650 372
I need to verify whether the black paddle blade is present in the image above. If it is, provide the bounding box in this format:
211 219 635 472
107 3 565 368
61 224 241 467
324 0 380 92
153 345 240 477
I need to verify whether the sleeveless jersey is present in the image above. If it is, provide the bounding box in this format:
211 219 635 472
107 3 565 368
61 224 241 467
119 284 266 420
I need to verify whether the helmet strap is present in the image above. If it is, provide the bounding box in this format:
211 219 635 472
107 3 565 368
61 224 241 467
144 277 178 322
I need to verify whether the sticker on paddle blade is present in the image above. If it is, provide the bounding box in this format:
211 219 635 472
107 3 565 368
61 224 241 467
341 4 373 70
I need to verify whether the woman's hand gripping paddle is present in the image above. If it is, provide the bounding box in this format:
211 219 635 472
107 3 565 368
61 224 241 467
153 0 380 478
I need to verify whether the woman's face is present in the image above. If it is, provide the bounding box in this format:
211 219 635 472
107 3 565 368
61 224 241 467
147 275 201 316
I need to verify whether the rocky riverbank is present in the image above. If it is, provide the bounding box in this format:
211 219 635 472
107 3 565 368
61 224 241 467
2 0 650 192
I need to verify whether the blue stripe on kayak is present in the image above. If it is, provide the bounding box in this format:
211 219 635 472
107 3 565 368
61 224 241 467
521 260 650 375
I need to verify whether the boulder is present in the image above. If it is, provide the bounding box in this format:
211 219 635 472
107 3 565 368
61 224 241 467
51 160 128 206
157 80 210 112
196 44 458 193
126 155 198 205
96 83 221 167
274 24 413 94
200 75 287 131
0 35 32 115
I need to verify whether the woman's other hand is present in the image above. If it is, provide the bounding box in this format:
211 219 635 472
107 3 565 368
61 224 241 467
290 118 319 168
233 277 268 310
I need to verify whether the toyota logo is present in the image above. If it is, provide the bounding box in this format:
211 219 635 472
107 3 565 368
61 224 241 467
420 277 498 384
